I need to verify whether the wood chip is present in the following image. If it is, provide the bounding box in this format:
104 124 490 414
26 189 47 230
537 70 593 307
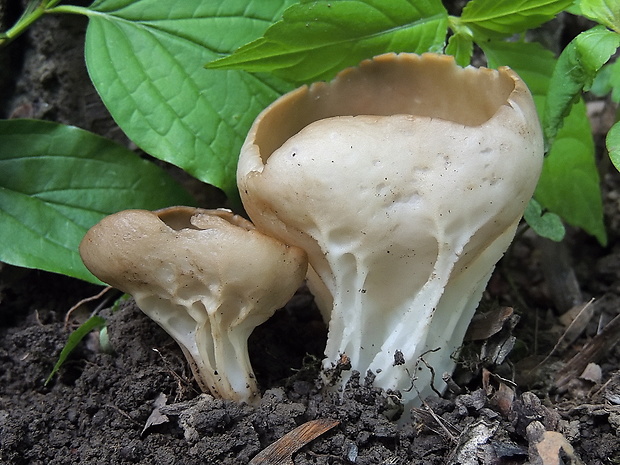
249 418 339 465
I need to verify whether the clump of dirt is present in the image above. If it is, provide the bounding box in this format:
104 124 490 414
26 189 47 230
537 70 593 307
1 2 620 464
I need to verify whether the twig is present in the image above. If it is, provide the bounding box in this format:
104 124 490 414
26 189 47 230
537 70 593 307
64 286 113 329
416 348 443 397
555 312 620 391
152 348 199 399
411 397 460 442
535 299 595 370
104 403 143 427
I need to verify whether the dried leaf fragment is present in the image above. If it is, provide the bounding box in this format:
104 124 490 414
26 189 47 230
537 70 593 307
249 418 339 465
579 362 602 384
465 306 515 341
527 421 584 465
141 393 169 436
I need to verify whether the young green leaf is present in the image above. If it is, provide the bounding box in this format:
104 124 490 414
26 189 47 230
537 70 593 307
482 40 607 245
0 119 194 284
544 26 620 143
580 0 620 32
445 32 474 66
590 58 620 102
78 0 296 201
45 315 107 385
537 99 607 245
608 121 620 171
606 58 620 101
206 0 449 83
460 0 574 38
524 198 566 242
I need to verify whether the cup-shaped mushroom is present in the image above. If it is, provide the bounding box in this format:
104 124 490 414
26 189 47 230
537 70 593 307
237 53 544 406
79 207 307 404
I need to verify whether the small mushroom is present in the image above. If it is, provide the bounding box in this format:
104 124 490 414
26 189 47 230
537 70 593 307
237 53 544 406
80 206 307 404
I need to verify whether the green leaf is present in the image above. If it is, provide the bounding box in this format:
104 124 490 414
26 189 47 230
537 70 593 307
98 326 113 354
544 26 620 143
82 0 296 201
524 198 566 241
45 315 107 385
537 99 607 245
566 3 583 16
0 119 194 283
461 0 574 38
590 58 620 102
580 0 620 32
608 121 620 171
481 40 607 245
482 40 556 94
206 0 449 83
445 32 473 66
609 58 620 102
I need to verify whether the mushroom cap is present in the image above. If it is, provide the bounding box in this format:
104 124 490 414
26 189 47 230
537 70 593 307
240 52 532 168
80 207 307 314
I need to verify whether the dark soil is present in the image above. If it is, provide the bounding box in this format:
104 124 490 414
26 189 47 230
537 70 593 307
2 3 620 464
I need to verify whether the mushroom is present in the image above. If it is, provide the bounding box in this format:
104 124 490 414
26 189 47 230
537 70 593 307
79 206 307 404
237 53 544 406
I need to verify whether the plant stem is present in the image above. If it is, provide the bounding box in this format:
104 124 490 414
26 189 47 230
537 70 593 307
46 5 95 16
0 0 89 48
0 1 45 47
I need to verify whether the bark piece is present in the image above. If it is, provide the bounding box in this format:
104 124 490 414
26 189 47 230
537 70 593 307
249 418 339 465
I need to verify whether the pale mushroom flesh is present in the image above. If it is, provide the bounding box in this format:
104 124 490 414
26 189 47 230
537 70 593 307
237 53 544 407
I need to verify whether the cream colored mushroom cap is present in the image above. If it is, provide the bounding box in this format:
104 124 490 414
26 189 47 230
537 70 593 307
79 207 308 315
237 52 543 303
